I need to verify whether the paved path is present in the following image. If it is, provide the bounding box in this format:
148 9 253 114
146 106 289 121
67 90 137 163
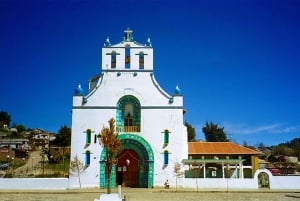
0 188 299 201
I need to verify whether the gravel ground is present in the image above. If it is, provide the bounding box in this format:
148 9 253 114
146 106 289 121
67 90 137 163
0 188 299 201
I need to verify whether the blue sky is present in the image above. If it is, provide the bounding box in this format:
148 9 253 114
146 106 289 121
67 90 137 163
1 0 299 146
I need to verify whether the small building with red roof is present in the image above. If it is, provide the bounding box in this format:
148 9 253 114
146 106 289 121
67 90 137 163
183 142 261 179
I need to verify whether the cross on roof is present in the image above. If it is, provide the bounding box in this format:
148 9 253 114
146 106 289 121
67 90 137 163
124 28 133 41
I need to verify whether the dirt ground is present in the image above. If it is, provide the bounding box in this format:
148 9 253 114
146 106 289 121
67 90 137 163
0 188 300 201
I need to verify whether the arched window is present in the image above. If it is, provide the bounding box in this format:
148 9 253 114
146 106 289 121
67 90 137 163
116 95 141 132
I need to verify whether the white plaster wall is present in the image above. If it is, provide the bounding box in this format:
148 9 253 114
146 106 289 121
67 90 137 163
270 176 300 190
101 42 153 70
0 178 68 190
141 108 187 186
70 105 187 187
181 178 258 189
70 107 115 188
84 72 171 107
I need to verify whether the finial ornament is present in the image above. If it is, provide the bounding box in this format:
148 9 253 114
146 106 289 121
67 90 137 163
174 85 181 95
124 27 133 41
104 37 111 47
146 37 152 47
75 83 83 95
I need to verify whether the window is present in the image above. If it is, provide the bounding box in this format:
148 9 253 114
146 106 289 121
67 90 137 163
125 46 130 69
164 150 169 165
94 134 97 143
164 129 169 145
125 113 133 127
106 51 119 68
116 95 141 132
86 129 91 144
139 52 144 69
212 170 217 177
111 51 116 68
85 150 91 166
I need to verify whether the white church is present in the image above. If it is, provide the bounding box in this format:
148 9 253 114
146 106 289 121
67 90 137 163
69 28 188 188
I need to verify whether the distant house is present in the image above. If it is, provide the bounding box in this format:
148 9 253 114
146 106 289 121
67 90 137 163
265 155 298 175
33 131 56 149
183 142 261 179
0 138 29 150
0 147 15 161
0 132 8 139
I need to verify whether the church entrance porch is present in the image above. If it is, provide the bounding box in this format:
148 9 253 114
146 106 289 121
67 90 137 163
99 134 154 188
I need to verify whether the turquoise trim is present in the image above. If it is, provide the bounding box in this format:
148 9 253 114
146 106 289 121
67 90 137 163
116 95 141 131
99 134 154 188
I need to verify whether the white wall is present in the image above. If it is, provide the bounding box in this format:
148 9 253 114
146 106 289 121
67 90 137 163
0 178 68 190
270 176 300 190
181 178 258 190
1 175 300 190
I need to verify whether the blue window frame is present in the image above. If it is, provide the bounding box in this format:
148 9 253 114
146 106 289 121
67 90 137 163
85 150 91 166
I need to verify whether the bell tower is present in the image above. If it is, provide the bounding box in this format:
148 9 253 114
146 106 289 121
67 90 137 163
101 28 153 71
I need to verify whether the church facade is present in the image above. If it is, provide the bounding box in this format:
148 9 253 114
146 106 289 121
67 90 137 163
69 28 188 188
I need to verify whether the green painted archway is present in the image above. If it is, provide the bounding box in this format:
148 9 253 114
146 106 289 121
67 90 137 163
99 134 154 188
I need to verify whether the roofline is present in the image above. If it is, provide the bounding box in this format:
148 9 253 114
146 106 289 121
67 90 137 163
188 141 262 155
188 152 261 155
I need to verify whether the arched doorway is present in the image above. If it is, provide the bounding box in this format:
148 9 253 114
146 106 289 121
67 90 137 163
116 150 139 187
258 172 270 188
254 169 272 189
99 134 154 188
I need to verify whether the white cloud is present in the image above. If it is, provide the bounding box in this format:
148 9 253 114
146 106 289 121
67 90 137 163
221 122 300 135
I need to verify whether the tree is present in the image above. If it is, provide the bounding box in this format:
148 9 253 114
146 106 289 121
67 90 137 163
189 163 203 192
202 121 228 142
70 155 85 188
271 145 293 156
242 140 249 147
0 111 11 128
52 125 71 174
173 161 184 192
99 118 122 194
185 122 196 142
12 124 26 133
53 125 71 147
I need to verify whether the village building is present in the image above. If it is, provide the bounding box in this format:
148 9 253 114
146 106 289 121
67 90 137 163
183 142 260 179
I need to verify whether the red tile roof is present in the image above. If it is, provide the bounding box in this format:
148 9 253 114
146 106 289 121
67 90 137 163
188 142 260 155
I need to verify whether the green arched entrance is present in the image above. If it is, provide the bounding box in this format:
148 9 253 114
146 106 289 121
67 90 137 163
99 134 154 188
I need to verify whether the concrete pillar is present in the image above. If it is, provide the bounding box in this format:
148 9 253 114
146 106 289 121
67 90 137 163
222 161 225 178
